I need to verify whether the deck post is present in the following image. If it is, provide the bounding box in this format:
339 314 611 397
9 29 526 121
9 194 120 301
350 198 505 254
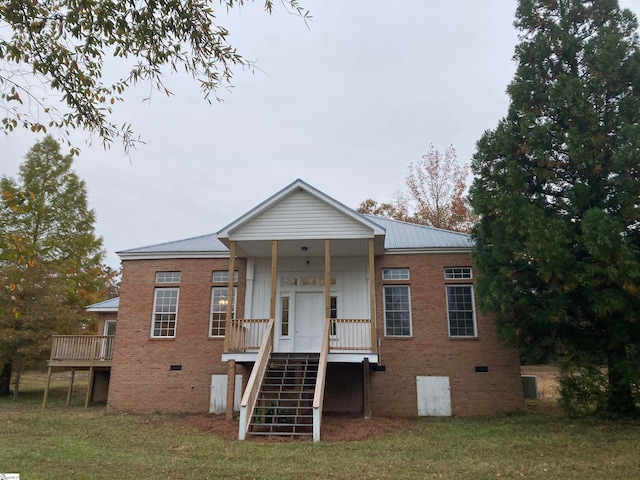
67 369 76 405
226 359 236 420
42 366 53 409
84 366 94 408
363 358 372 419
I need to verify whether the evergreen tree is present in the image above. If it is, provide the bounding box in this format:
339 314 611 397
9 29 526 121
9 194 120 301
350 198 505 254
0 136 111 396
470 0 640 416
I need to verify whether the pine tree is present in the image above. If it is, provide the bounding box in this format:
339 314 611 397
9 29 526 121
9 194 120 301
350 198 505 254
0 136 111 396
470 0 640 416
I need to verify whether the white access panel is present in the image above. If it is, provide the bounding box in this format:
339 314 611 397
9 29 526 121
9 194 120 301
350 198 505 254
210 374 242 414
416 376 452 416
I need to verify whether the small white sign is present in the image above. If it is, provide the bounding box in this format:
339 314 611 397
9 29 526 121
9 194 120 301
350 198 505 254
0 474 20 480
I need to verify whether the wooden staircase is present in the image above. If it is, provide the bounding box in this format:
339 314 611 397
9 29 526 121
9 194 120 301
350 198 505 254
247 353 319 437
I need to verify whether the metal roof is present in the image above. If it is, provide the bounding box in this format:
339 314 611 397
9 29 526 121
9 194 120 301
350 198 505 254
117 216 471 258
361 215 473 250
86 297 120 311
117 233 229 258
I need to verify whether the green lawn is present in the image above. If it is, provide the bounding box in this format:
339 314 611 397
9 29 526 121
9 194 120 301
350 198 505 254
1 371 640 479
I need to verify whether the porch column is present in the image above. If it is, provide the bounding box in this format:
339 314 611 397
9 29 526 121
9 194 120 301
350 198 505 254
363 358 372 419
369 238 377 353
270 240 278 322
223 241 236 353
226 359 236 420
324 239 331 322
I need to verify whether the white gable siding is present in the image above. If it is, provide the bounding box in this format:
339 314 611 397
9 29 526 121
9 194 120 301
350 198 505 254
231 190 373 241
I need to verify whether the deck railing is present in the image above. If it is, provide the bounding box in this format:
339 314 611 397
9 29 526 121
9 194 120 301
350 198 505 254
238 318 275 440
329 318 373 352
313 318 331 442
226 318 271 352
50 335 115 362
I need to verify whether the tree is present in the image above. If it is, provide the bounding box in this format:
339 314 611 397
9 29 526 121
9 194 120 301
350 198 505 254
0 136 112 396
469 0 640 417
0 0 308 151
356 144 475 233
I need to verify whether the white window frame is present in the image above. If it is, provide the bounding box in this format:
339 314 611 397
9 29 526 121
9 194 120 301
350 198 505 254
155 271 181 283
212 270 239 283
446 284 477 338
444 267 473 280
103 320 117 336
209 286 236 337
383 285 412 337
280 294 291 337
151 288 179 338
382 268 410 281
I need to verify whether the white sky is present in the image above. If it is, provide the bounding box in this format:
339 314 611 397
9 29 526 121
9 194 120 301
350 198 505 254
2 0 640 269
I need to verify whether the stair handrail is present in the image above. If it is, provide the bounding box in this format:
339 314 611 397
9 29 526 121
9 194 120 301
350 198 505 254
238 318 274 441
312 317 331 442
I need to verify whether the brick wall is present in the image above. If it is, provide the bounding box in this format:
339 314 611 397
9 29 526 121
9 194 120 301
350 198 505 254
108 251 523 416
371 253 524 416
107 257 246 413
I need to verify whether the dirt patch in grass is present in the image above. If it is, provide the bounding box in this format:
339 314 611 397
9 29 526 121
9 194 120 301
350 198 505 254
185 413 416 442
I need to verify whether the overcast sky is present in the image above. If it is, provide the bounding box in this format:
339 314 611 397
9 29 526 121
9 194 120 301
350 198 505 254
2 0 640 269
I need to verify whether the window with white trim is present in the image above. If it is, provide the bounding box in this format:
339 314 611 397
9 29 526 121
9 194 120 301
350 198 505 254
280 296 290 336
151 288 179 337
444 267 472 279
156 271 181 283
212 270 238 283
383 285 411 336
446 285 477 337
382 268 410 280
210 287 236 337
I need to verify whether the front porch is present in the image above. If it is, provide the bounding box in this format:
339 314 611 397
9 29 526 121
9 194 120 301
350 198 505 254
221 317 379 363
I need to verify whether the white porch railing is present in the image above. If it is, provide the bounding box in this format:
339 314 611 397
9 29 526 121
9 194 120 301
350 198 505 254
329 318 373 352
238 319 275 440
227 318 271 352
227 318 374 354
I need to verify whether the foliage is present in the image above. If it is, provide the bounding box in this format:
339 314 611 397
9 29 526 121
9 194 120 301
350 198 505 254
470 0 640 416
0 136 113 397
0 0 309 151
357 144 474 232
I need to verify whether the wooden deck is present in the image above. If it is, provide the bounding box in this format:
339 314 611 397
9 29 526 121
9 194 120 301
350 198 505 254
47 335 114 367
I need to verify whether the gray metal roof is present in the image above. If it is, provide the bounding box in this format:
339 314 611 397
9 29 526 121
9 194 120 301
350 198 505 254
118 216 471 258
86 297 120 311
362 215 473 250
117 233 228 257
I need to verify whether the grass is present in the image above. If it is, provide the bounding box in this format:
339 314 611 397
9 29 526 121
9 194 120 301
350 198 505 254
2 371 640 479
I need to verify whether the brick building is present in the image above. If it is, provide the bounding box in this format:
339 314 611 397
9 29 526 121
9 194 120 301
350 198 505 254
49 179 524 440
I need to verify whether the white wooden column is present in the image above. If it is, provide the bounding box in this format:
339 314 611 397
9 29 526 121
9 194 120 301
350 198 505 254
369 238 377 353
324 239 331 322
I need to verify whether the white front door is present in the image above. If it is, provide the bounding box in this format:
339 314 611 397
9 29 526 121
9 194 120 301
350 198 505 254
294 292 324 352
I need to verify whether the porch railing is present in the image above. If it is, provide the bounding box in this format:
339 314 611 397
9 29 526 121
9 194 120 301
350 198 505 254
227 318 375 354
313 318 331 442
238 318 275 440
50 335 115 362
329 319 373 352
226 318 271 352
